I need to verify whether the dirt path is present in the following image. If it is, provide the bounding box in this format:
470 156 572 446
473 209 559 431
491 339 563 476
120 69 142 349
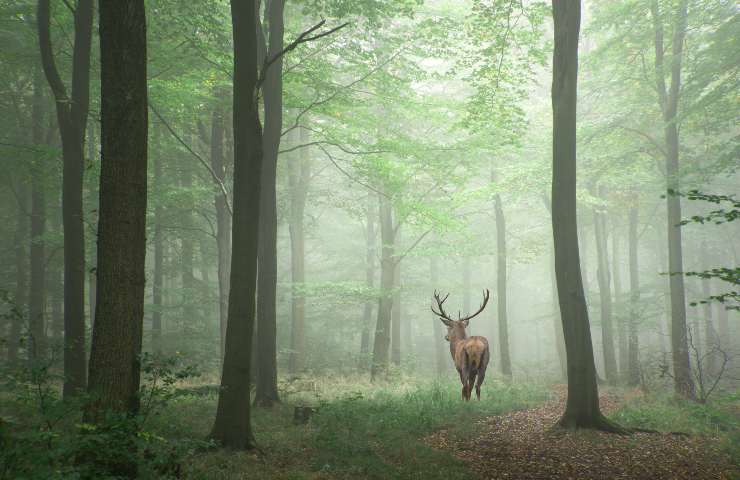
426 386 737 479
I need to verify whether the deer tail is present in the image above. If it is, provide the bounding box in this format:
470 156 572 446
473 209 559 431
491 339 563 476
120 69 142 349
466 344 482 370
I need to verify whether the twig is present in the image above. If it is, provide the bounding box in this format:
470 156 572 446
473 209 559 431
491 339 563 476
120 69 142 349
149 103 232 216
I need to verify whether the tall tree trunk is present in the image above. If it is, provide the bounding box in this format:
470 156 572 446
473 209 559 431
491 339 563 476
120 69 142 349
255 0 285 407
180 163 195 336
211 0 262 449
391 252 401 366
612 218 628 380
627 205 640 386
360 194 376 366
462 256 471 312
552 0 617 430
9 186 28 366
494 192 512 378
431 257 446 376
371 193 394 381
651 0 694 399
701 243 718 376
152 123 164 354
85 0 148 426
542 196 568 381
209 101 231 361
28 67 47 362
287 127 310 374
593 196 618 384
38 0 93 396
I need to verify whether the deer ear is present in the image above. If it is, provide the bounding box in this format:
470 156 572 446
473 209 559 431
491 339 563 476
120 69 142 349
462 319 470 327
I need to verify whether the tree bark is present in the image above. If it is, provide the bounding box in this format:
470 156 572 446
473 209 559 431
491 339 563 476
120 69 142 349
255 0 285 407
287 127 310 374
371 193 394 381
651 0 695 399
360 194 376 366
28 67 47 362
627 205 640 386
551 0 617 430
593 195 618 384
701 243 718 375
37 0 92 397
151 123 164 354
85 0 148 423
9 185 28 366
391 249 401 366
431 257 446 376
612 218 628 380
211 0 262 450
208 101 231 362
494 192 512 378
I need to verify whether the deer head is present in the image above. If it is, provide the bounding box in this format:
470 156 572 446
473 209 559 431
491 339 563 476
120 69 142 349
431 289 490 342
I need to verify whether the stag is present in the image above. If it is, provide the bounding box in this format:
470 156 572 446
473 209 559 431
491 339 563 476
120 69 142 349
432 289 491 401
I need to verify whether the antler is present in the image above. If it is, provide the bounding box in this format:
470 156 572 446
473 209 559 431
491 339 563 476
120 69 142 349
459 289 490 323
431 290 454 325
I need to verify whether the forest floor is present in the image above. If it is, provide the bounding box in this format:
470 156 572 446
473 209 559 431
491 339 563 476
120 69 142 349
425 384 738 480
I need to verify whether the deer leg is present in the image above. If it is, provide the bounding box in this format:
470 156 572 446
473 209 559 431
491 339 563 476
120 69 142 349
475 369 485 400
468 371 477 401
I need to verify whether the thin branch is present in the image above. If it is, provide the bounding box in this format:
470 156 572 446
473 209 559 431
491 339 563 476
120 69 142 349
315 143 387 199
149 103 233 216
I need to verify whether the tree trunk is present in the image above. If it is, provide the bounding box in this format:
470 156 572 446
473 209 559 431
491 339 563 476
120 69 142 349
28 68 47 362
627 205 640 386
9 186 28 366
551 0 617 430
542 196 568 381
152 123 164 354
431 257 446 376
494 192 512 378
593 195 618 384
255 0 285 407
180 162 195 335
287 127 310 374
371 193 394 381
38 0 93 397
360 194 376 367
701 243 718 376
209 101 231 361
651 0 694 399
612 218 628 380
391 252 401 366
211 0 262 450
85 0 148 424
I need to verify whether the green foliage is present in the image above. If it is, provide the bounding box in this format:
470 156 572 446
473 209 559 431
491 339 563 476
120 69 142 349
610 391 740 464
0 354 206 479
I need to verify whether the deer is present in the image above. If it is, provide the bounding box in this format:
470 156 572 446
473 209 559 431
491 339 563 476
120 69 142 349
431 289 491 401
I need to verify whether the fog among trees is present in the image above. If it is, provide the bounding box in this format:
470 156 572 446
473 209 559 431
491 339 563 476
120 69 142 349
0 0 738 478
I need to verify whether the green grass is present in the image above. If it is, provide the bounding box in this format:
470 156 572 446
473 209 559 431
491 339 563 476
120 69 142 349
172 376 548 479
609 390 740 464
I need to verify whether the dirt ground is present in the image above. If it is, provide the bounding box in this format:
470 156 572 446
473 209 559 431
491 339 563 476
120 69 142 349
426 385 738 480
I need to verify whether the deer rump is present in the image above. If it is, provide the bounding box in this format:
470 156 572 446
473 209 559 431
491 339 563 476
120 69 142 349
454 336 489 398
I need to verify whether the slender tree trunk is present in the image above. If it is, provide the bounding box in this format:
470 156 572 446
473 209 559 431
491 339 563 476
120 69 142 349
542 196 568 381
209 101 231 361
287 128 310 374
151 123 164 354
627 205 640 386
360 194 376 366
211 0 262 449
431 257 446 376
38 0 93 396
593 197 618 384
28 68 47 362
651 0 694 399
9 186 28 366
494 192 512 378
701 243 718 375
612 218 628 380
391 253 401 366
371 193 394 381
462 256 471 312
180 163 195 335
85 0 148 428
552 0 617 430
255 0 285 407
